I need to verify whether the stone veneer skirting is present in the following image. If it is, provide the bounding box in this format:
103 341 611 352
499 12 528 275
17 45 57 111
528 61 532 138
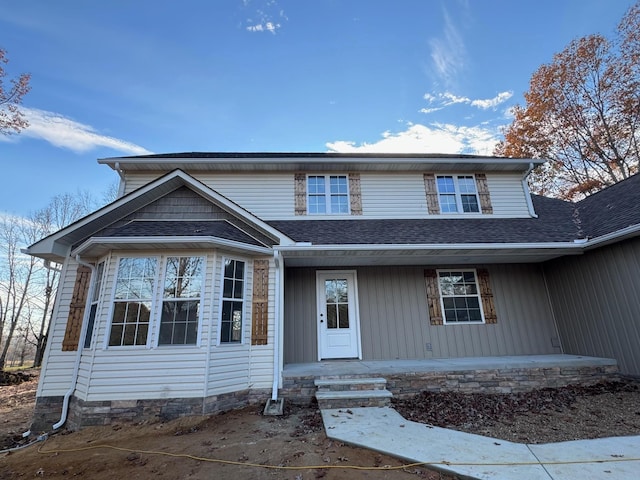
30 388 271 433
281 364 620 405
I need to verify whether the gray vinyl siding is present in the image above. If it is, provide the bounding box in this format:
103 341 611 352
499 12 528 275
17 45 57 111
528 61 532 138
544 237 640 376
283 264 560 363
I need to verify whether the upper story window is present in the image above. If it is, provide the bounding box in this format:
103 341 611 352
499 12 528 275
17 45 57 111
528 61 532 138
307 175 350 214
436 175 480 213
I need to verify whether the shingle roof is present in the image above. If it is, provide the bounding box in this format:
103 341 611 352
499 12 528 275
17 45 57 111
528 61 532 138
576 173 640 238
267 174 640 246
98 220 266 247
268 196 579 245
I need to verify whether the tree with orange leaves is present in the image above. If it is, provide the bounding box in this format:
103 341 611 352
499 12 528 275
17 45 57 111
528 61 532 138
0 48 31 135
495 2 640 200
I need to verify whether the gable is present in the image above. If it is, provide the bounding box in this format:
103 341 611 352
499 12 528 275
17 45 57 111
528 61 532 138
25 170 294 262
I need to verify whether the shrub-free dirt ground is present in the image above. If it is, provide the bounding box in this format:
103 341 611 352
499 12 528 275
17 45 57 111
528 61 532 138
2 372 640 480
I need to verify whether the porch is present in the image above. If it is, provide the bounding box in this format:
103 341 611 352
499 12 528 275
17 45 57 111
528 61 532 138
280 354 619 404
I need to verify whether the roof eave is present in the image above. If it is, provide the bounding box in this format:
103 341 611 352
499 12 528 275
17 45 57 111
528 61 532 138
98 154 546 173
72 236 273 258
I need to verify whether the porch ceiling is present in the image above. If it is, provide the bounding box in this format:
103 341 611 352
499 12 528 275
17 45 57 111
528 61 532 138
279 245 582 266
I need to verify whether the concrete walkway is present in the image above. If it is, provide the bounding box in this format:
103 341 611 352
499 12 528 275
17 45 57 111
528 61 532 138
321 406 640 479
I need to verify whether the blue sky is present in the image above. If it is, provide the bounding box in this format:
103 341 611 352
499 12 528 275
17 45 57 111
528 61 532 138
0 0 634 217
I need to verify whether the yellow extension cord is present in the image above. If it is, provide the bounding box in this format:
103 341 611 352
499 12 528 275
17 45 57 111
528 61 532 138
37 441 640 471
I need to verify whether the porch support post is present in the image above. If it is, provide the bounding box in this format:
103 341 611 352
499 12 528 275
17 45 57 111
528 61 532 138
272 249 285 400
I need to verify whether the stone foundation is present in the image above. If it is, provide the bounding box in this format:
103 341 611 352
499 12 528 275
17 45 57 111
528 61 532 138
281 364 619 404
30 388 271 433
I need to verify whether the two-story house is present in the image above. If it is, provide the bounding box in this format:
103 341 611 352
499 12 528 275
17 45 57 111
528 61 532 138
24 153 640 431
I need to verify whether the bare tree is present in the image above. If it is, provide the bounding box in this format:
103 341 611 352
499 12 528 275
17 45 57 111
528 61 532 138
0 215 44 369
0 48 31 135
26 190 102 367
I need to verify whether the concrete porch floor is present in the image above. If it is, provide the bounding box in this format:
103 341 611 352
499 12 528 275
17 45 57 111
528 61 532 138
283 354 618 378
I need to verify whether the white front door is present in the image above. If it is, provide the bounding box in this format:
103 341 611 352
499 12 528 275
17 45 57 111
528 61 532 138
317 271 361 360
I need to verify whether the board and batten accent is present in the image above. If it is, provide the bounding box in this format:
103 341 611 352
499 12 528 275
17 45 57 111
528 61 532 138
122 171 534 220
283 265 561 364
62 265 92 351
544 237 640 377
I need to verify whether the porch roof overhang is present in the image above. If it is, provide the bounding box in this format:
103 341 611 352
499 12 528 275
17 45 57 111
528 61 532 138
72 235 273 259
276 242 584 266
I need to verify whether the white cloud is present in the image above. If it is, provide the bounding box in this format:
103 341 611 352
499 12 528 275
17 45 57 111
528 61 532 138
428 9 466 85
326 123 501 156
471 91 514 109
246 22 281 33
244 0 287 34
421 90 513 114
18 108 153 155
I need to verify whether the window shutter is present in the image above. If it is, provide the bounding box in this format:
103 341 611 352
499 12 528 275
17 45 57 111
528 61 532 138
424 269 444 325
251 259 269 345
476 268 497 324
475 173 493 214
294 173 306 216
423 173 440 214
63 265 92 351
348 173 363 215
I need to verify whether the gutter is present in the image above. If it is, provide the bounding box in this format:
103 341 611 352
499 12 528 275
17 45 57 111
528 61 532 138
52 255 96 430
276 241 585 253
522 162 538 218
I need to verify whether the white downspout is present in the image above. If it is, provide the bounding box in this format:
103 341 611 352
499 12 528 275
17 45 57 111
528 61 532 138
52 255 96 430
271 249 284 400
522 162 538 218
114 162 125 198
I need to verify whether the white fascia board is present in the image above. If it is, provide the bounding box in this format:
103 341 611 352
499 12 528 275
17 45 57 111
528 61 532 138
583 224 640 250
72 236 273 256
99 155 546 172
278 242 585 253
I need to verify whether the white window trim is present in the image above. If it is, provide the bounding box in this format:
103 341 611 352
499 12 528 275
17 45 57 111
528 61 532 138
105 255 161 349
83 259 106 350
217 256 247 346
157 255 206 348
436 268 486 325
104 253 208 350
436 174 481 214
307 174 351 215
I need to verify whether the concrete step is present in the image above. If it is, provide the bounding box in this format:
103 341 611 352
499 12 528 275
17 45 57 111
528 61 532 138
314 377 392 409
315 389 393 409
314 377 388 392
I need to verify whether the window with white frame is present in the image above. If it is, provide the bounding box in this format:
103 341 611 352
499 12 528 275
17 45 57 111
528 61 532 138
436 175 480 213
307 175 349 214
220 258 245 343
159 256 204 345
109 257 157 346
84 261 105 349
438 270 484 323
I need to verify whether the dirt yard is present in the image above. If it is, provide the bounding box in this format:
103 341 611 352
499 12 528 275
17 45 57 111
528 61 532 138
2 371 640 480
